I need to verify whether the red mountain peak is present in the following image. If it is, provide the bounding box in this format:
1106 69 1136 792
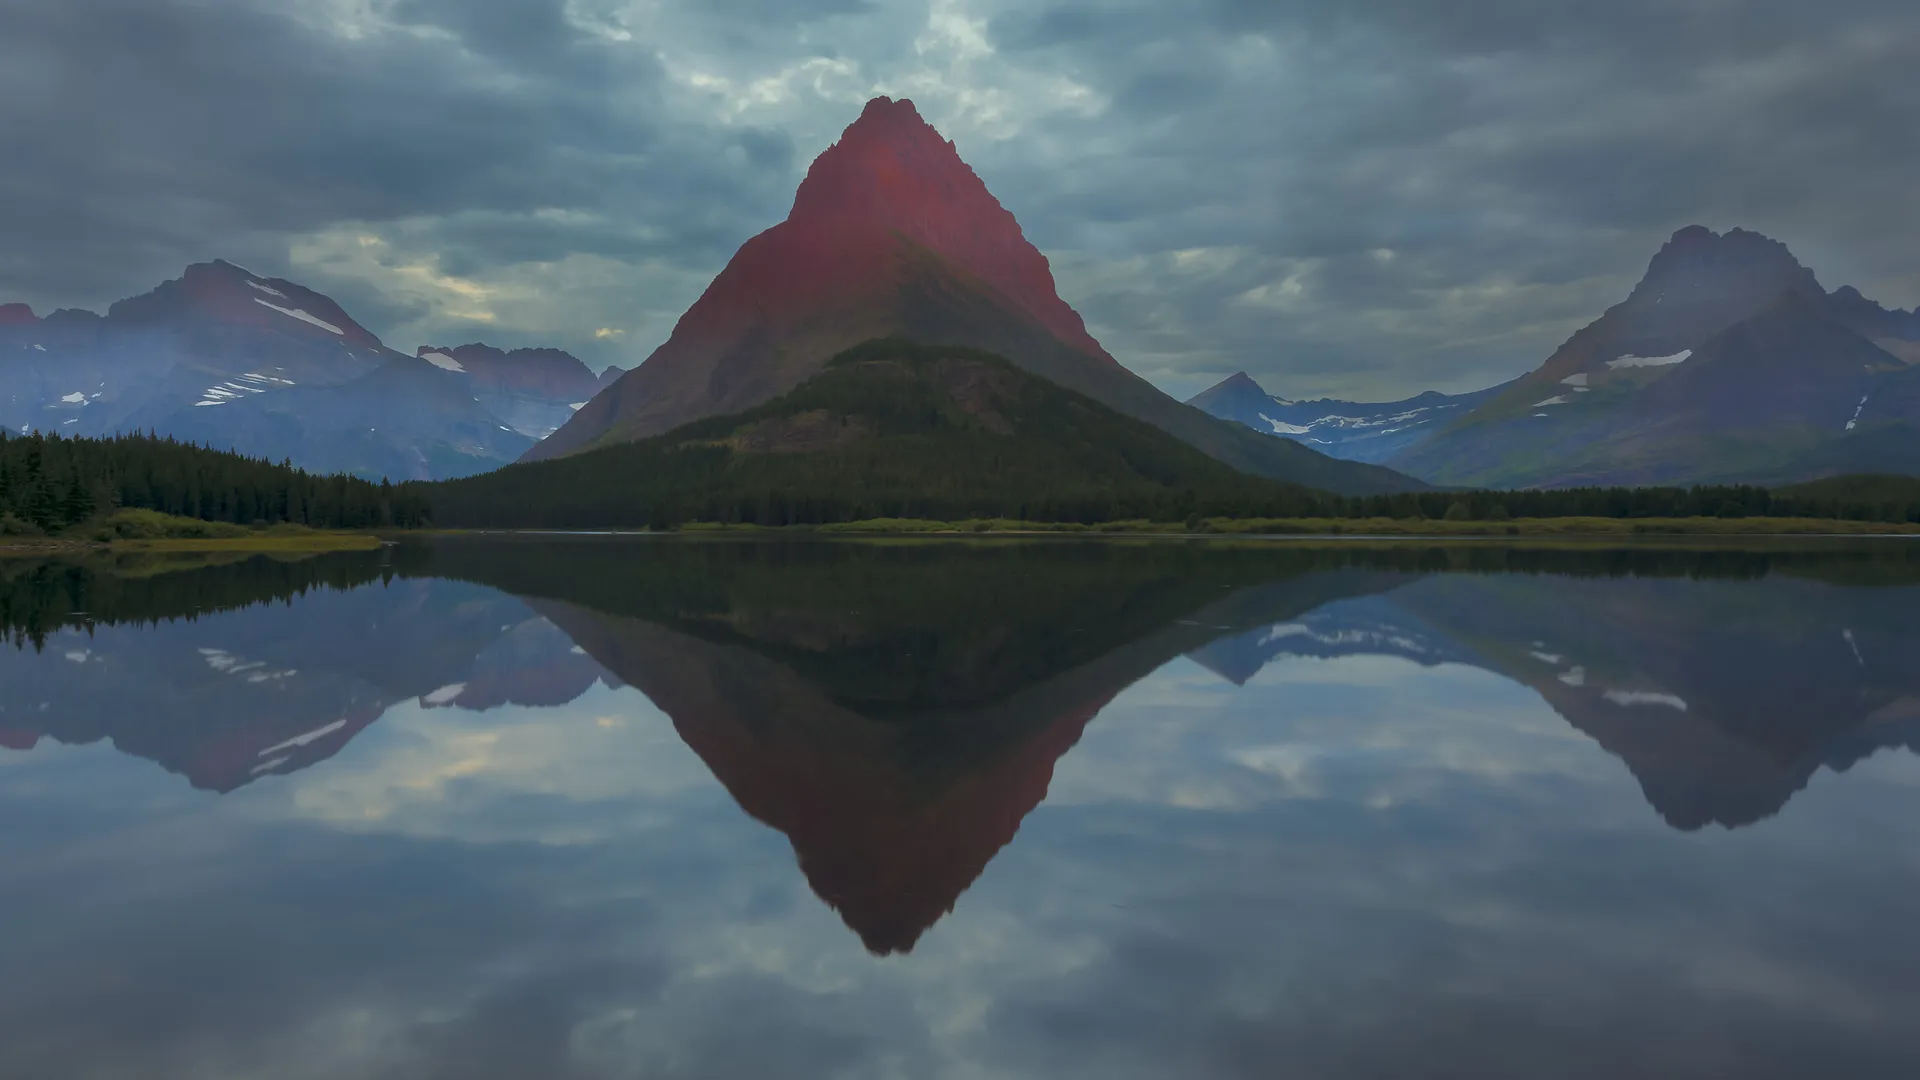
525 96 1121 460
0 303 37 326
782 95 1109 361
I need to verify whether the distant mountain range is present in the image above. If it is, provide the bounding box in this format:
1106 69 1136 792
1192 226 1920 487
1187 374 1509 464
531 96 1423 496
0 261 620 480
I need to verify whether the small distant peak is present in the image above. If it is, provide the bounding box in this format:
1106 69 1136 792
1211 371 1269 395
0 302 37 326
1188 370 1274 407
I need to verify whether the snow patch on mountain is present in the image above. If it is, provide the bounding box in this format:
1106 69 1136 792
1607 350 1692 369
422 682 467 706
245 280 288 299
1604 690 1689 711
421 351 466 373
257 719 347 758
252 298 344 335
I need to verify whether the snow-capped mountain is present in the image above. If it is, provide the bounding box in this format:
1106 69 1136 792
0 261 556 480
1390 226 1920 487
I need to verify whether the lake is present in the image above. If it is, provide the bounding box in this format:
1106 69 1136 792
3 537 1918 1079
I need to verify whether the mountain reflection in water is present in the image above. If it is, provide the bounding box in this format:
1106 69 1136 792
4 539 1917 963
7 539 1920 1079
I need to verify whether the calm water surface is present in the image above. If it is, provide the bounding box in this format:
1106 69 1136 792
2 538 1918 1079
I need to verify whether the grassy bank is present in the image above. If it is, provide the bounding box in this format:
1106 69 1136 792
1 508 385 556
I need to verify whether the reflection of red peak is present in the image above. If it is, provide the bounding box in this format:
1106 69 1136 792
0 303 37 326
106 260 387 351
536 602 1108 954
709 690 1108 955
0 729 42 751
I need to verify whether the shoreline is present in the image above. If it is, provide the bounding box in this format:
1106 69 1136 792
1 533 387 556
416 515 1920 539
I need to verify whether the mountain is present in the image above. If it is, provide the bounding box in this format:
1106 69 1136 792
0 261 532 479
425 339 1413 528
1391 226 1920 487
1188 371 1509 464
526 97 1424 495
416 343 606 439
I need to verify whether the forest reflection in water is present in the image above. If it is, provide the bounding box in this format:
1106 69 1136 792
2 537 1918 1078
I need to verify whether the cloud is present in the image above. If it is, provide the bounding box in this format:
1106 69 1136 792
1 0 1915 395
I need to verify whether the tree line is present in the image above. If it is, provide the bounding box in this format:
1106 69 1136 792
421 446 1920 530
0 430 430 535
5 428 1916 537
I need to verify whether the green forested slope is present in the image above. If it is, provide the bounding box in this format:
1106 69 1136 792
426 340 1337 528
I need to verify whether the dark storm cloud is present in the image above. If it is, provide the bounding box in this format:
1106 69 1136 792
1 0 1915 396
974 0 1920 395
0 0 795 333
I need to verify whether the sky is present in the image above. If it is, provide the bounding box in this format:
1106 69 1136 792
2 0 1916 401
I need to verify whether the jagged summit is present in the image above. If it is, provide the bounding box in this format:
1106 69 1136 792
783 96 1104 358
1628 225 1824 310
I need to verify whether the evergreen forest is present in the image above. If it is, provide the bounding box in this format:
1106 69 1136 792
0 431 430 535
